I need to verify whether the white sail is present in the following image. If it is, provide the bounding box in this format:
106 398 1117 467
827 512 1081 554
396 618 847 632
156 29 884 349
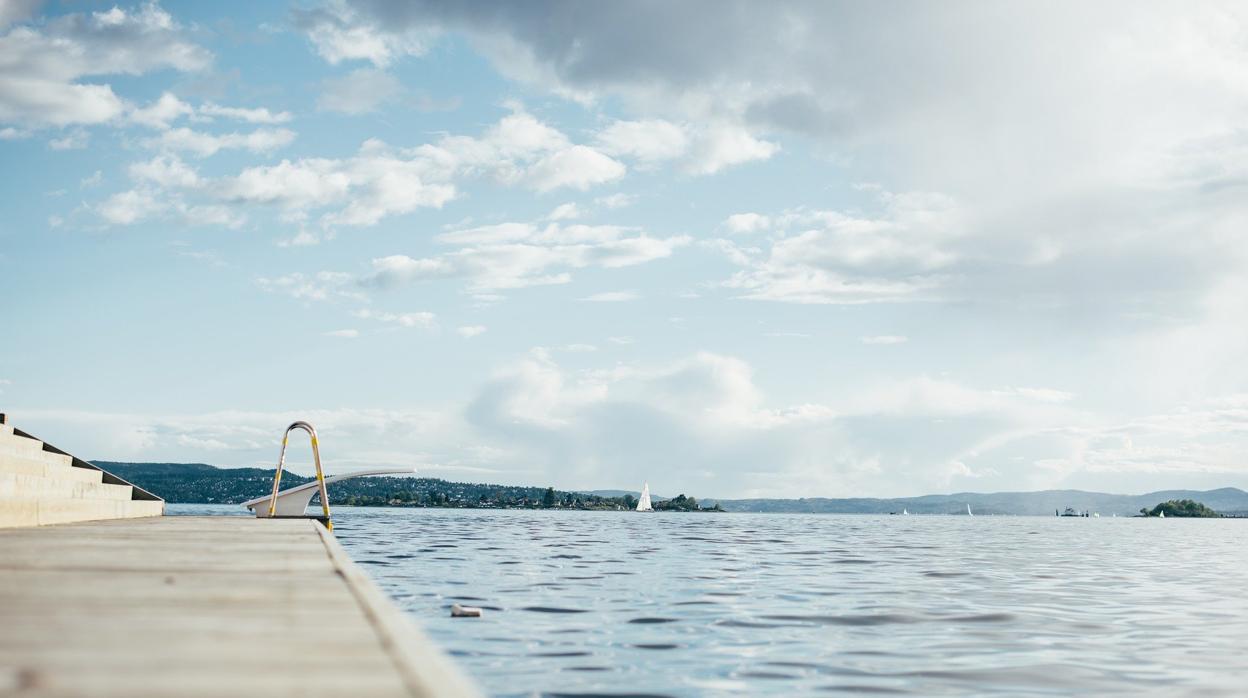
1158 510 1164 518
902 508 909 515
636 482 653 512
966 504 974 517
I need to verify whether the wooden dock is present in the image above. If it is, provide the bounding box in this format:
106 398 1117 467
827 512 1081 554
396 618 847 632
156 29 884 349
0 516 481 697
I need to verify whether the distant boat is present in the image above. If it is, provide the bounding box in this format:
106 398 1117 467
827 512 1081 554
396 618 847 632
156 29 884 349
966 504 974 517
902 508 910 516
636 482 653 512
1158 510 1165 518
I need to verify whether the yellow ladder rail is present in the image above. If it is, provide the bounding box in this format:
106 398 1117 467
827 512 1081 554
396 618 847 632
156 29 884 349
266 421 333 532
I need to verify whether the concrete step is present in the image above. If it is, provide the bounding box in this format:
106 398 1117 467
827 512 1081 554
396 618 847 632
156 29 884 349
0 430 50 455
0 497 164 528
0 472 134 501
0 442 74 469
0 458 104 483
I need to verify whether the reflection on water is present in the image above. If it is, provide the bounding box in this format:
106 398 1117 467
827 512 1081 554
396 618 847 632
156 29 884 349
173 505 1248 696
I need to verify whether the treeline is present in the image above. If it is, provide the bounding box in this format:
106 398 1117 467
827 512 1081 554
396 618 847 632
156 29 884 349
93 462 720 512
1140 499 1221 518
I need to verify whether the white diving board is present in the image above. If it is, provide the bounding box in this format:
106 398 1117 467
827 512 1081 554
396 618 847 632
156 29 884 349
242 467 417 517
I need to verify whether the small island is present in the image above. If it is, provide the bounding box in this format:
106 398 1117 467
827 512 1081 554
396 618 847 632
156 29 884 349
1140 499 1221 518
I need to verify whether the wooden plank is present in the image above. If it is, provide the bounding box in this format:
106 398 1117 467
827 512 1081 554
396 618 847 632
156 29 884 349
0 516 480 698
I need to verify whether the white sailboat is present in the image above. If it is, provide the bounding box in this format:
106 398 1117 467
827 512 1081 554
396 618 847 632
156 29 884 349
966 504 974 517
1158 510 1165 518
902 508 909 515
636 482 653 512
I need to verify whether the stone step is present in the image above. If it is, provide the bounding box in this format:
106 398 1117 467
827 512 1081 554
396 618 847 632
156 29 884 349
0 442 74 469
0 497 164 528
0 458 104 483
0 472 134 502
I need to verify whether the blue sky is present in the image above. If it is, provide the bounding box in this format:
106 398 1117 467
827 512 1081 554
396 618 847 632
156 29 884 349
3 1 1248 497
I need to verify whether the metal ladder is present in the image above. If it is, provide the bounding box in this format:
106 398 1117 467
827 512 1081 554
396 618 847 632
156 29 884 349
266 421 333 531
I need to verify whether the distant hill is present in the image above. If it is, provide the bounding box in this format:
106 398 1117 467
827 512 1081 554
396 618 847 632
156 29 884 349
706 487 1248 516
93 461 635 510
92 462 1248 516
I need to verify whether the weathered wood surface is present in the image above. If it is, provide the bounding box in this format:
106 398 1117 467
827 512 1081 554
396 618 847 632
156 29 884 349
0 516 480 698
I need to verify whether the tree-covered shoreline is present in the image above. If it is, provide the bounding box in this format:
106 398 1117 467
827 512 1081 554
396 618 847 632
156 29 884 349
94 461 722 512
1139 499 1221 518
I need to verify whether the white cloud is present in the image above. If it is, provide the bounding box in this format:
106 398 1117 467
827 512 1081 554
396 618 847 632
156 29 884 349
860 335 908 345
0 3 210 128
595 119 689 163
716 188 965 304
595 193 636 209
129 154 200 188
525 145 625 192
144 127 296 157
324 329 359 338
683 124 778 175
90 110 627 232
129 93 292 129
579 291 638 302
129 92 194 129
457 325 487 338
198 103 291 124
256 271 363 302
48 129 88 150
317 68 401 114
294 0 430 67
352 308 437 329
546 202 580 221
95 189 164 225
595 119 776 174
723 212 770 234
7 406 465 474
363 220 688 295
80 170 103 187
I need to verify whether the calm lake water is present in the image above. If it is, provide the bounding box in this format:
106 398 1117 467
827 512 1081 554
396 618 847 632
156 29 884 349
170 505 1248 696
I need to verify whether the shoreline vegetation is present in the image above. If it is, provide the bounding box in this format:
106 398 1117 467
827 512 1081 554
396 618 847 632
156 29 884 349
94 462 1247 516
95 461 723 512
1139 499 1221 518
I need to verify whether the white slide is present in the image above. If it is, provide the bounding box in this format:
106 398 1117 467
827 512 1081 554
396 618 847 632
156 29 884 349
242 468 416 517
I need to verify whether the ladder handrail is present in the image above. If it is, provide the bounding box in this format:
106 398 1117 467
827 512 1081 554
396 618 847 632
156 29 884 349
267 421 333 532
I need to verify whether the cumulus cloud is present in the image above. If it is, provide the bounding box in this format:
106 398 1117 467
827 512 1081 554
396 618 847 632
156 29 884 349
457 325 487 338
128 93 291 129
0 3 210 129
143 126 296 157
462 350 1193 496
91 109 623 232
293 0 430 67
723 212 770 234
595 119 776 174
715 188 965 304
362 220 689 295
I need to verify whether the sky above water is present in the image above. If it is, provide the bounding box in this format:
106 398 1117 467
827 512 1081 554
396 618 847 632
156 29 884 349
2 0 1247 498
